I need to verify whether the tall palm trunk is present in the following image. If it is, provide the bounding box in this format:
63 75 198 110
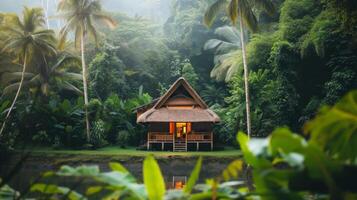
80 31 90 142
0 53 28 137
239 10 252 138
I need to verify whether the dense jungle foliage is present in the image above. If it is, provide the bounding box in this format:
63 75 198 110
2 90 356 199
0 0 356 150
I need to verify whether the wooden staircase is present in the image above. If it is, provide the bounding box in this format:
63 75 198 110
173 139 187 152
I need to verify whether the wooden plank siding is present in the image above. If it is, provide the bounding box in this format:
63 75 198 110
147 132 213 151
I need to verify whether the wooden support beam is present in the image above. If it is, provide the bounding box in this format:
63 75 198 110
147 132 150 150
211 132 213 151
173 133 175 152
162 142 164 151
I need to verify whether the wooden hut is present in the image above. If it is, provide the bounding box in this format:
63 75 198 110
135 77 220 152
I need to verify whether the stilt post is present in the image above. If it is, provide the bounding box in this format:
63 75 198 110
147 132 150 150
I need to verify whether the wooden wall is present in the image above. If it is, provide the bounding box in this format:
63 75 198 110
192 122 213 132
148 122 169 132
148 122 213 133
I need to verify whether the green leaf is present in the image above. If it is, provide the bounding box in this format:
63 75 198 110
222 160 243 181
109 162 129 173
0 100 10 114
184 156 202 194
57 165 100 177
0 184 19 200
280 152 304 169
305 90 357 161
31 183 86 200
86 186 102 196
269 127 307 156
237 132 271 168
42 171 55 177
143 155 165 200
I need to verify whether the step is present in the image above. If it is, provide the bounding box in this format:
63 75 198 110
174 149 187 151
174 146 186 149
174 141 187 152
174 147 187 152
175 142 186 145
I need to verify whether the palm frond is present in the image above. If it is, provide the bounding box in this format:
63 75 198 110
204 0 227 27
228 0 238 24
2 81 30 95
214 26 241 43
23 6 45 32
50 55 78 72
0 72 34 85
58 0 116 47
87 17 99 45
61 81 83 95
204 39 225 51
58 30 68 50
204 39 239 53
252 0 275 16
0 25 23 36
59 72 82 80
239 0 258 32
211 50 242 82
0 63 21 73
93 13 117 29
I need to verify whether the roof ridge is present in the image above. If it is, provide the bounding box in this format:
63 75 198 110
153 77 208 109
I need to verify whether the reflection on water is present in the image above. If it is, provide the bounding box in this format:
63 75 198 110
0 154 243 196
170 176 187 190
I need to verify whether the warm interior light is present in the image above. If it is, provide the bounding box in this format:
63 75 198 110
176 122 187 138
175 181 184 189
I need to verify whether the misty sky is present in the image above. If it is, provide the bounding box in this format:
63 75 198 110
0 0 172 24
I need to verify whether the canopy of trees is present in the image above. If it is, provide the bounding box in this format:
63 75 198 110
0 0 356 149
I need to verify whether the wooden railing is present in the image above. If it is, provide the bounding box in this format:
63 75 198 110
148 132 173 141
148 132 213 151
187 132 212 141
148 132 212 142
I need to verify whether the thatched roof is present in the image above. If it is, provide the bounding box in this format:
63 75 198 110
136 77 220 123
137 107 220 123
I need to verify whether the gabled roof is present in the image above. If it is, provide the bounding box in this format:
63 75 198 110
136 77 220 123
153 77 208 109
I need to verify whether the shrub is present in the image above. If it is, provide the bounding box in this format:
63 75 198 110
117 130 130 148
32 131 49 145
90 120 107 148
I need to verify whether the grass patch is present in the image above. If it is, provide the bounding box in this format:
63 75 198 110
6 146 242 166
19 146 242 158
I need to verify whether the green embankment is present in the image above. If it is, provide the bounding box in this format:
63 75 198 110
26 146 242 157
8 146 242 165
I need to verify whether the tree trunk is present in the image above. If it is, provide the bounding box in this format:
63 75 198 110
239 10 252 138
45 0 50 29
0 53 28 137
81 31 90 142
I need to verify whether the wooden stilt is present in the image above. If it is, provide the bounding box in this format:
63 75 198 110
211 132 213 151
196 142 199 151
162 142 164 151
147 133 150 150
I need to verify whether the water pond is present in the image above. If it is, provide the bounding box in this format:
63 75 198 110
0 153 245 197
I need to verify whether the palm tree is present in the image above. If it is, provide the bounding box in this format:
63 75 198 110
57 0 117 142
204 26 242 81
0 7 56 136
1 53 82 97
204 0 274 138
